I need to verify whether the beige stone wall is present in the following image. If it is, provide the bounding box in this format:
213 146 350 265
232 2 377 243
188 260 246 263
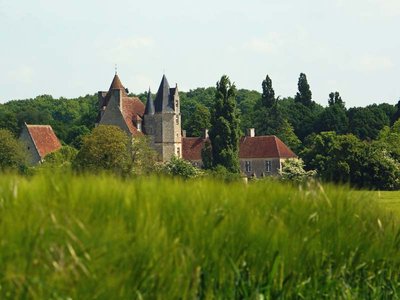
19 126 41 165
240 158 281 177
99 90 131 136
152 93 182 161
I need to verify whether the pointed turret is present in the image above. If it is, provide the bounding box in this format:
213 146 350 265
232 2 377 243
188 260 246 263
109 73 125 90
144 88 155 115
154 75 173 113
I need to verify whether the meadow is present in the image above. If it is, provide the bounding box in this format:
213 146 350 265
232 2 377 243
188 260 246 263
1 173 400 299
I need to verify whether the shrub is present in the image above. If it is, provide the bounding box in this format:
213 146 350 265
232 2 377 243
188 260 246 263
0 128 27 172
73 125 131 175
162 156 202 179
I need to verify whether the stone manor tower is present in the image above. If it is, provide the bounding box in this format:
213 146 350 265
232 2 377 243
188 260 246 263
144 75 182 161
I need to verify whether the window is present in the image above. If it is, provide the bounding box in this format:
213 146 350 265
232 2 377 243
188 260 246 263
265 160 272 172
245 161 252 172
175 100 179 108
176 115 179 125
177 147 181 157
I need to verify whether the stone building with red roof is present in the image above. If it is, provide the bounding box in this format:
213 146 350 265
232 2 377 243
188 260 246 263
97 72 296 174
98 73 182 161
182 129 297 177
20 123 62 164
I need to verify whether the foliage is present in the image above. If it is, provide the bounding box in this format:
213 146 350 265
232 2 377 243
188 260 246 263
1 173 400 298
302 131 400 190
328 91 345 108
131 135 159 176
201 139 213 169
348 104 390 140
204 165 242 182
162 156 202 179
184 103 211 137
0 129 27 171
261 75 276 108
42 146 78 168
209 75 241 173
0 94 97 145
279 98 323 141
73 125 131 175
280 158 316 182
378 119 400 160
294 73 313 107
315 102 348 134
276 119 302 153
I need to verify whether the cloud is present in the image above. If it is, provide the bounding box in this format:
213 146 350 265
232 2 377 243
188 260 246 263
99 37 156 64
336 0 400 17
358 55 394 71
243 32 284 54
7 66 34 84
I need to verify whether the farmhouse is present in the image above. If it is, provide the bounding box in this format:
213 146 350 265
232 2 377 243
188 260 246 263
98 73 297 176
20 123 62 164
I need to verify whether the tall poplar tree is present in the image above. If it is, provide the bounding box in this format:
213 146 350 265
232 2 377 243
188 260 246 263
295 73 313 107
209 75 240 173
261 75 276 108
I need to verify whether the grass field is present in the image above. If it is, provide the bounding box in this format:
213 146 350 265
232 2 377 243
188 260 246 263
1 173 400 299
374 191 400 215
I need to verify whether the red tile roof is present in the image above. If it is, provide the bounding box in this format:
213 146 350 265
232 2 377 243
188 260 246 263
182 137 206 160
26 125 62 158
182 135 296 161
239 136 296 158
121 97 145 135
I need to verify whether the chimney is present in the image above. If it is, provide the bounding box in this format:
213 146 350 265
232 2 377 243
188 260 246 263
182 130 187 138
203 129 209 139
247 128 255 137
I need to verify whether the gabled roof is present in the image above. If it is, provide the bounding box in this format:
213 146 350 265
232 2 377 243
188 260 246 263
182 135 296 161
26 124 62 158
239 136 296 158
144 88 155 115
154 75 174 113
121 97 145 135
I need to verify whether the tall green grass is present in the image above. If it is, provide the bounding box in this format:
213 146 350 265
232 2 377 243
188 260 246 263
1 173 400 299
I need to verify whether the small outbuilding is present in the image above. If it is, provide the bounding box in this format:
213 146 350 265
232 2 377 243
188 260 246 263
20 123 62 164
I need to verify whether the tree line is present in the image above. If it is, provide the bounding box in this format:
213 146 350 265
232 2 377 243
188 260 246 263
1 73 400 189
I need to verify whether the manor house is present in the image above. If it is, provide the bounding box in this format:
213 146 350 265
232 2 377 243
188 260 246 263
97 73 296 176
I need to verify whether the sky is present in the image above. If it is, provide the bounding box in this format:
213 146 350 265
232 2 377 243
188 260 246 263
0 0 399 107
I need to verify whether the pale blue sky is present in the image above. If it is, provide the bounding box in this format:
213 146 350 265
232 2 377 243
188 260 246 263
0 0 399 107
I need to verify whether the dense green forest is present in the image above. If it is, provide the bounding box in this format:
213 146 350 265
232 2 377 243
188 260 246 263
1 73 400 189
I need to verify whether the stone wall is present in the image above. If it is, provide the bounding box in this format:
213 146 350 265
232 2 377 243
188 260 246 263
99 90 131 136
19 126 41 165
240 158 282 177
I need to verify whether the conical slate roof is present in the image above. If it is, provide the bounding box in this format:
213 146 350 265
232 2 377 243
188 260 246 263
154 75 173 113
144 88 155 115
